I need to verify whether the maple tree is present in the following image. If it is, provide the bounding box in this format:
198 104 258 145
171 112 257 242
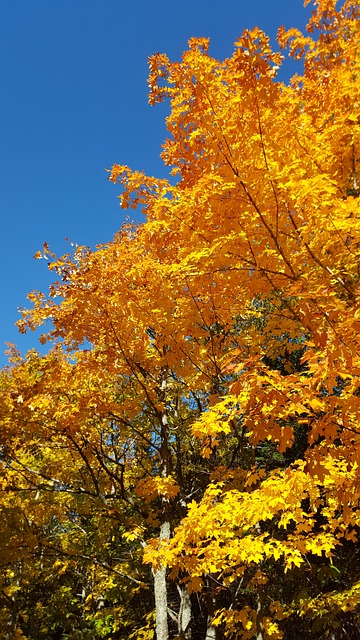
1 0 360 637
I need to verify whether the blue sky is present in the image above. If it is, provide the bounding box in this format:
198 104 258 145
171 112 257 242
1 0 311 366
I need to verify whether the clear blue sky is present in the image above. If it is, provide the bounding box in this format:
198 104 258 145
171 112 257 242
1 0 311 366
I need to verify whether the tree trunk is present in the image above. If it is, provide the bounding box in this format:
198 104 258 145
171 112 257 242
178 584 192 639
205 620 216 640
153 520 170 640
205 579 217 640
153 368 173 640
255 590 264 640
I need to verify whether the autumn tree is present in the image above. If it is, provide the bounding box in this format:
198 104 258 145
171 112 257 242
1 0 360 638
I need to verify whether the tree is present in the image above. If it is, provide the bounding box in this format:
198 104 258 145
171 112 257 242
1 0 360 637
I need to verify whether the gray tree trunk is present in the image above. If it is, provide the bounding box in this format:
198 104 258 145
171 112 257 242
153 520 171 640
154 370 172 640
177 584 192 639
205 620 216 640
255 590 264 640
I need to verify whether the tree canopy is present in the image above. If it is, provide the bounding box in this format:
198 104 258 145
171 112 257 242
1 1 360 638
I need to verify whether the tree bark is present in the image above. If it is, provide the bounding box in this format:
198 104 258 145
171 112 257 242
154 370 172 640
255 589 264 640
205 620 216 640
177 584 192 639
153 520 170 640
205 595 216 640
